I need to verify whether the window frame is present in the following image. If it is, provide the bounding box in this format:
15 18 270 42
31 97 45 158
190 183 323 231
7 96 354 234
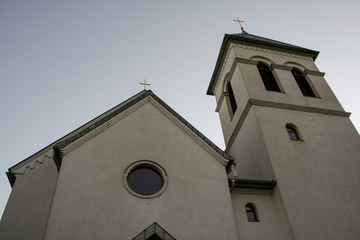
286 124 302 141
291 68 317 97
227 81 237 115
124 160 168 199
257 62 282 92
245 203 259 222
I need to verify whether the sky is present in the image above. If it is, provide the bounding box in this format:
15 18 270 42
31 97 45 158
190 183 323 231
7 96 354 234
1 1 359 218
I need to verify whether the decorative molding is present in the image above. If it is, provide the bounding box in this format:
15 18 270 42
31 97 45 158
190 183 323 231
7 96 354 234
229 178 276 188
250 99 350 117
213 45 233 95
225 99 351 152
213 44 314 95
149 97 229 166
7 91 233 185
58 95 229 167
225 101 252 152
272 64 292 71
304 69 325 77
249 55 274 64
229 178 276 194
61 97 149 156
124 160 168 199
234 45 313 61
11 149 53 175
215 92 226 112
235 58 258 65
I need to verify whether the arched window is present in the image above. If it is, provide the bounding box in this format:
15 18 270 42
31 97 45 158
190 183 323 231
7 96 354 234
227 82 237 115
245 203 259 222
286 124 301 141
257 62 281 92
291 68 316 97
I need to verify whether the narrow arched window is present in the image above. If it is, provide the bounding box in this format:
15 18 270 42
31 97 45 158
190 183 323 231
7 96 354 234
257 62 281 92
291 69 316 97
286 124 301 141
245 203 259 222
227 82 237 115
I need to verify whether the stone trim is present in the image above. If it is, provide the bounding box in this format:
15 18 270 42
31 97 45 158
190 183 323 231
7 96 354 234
7 91 235 186
209 44 315 95
272 64 292 71
211 53 323 96
11 149 53 175
60 97 148 156
229 178 276 195
304 69 325 77
54 91 232 171
150 97 229 167
229 178 276 190
132 222 176 240
124 160 168 199
215 92 226 112
225 99 351 151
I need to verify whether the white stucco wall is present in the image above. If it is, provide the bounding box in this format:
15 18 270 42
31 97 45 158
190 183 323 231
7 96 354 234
214 39 360 240
43 102 238 240
214 41 345 147
228 109 274 180
255 106 360 240
231 187 294 240
0 157 58 240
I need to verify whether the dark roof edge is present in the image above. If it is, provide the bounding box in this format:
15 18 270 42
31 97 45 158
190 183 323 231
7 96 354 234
8 90 234 184
228 178 276 190
55 90 234 163
207 34 229 95
148 92 234 163
55 90 150 149
8 90 148 172
6 171 16 188
207 33 319 95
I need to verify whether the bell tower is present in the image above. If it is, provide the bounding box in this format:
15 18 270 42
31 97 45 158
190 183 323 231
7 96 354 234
208 31 360 239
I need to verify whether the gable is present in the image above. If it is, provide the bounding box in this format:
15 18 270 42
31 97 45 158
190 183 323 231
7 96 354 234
59 97 227 174
7 90 234 186
42 94 238 240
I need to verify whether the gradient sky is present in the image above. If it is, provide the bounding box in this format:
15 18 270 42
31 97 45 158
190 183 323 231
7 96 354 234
1 1 359 218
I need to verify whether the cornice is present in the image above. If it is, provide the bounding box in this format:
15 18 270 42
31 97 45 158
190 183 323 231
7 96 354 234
215 92 226 112
213 45 233 96
59 95 230 168
10 149 53 175
249 99 350 117
225 99 351 152
149 97 229 166
61 97 149 156
234 45 313 61
7 90 234 187
304 69 325 77
212 45 314 95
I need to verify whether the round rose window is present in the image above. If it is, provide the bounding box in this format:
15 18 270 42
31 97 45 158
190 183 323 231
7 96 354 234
124 161 167 198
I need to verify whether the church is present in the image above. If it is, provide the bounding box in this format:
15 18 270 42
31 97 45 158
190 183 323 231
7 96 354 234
1 30 360 240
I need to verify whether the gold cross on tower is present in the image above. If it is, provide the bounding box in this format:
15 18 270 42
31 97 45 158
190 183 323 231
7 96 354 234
139 79 151 90
233 17 245 31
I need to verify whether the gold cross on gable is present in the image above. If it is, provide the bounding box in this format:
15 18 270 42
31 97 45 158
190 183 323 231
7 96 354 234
139 79 151 90
233 17 245 31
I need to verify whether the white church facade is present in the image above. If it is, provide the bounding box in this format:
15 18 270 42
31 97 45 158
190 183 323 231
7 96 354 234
1 31 360 240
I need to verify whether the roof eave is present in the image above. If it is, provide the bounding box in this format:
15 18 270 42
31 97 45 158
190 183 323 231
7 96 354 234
207 34 319 95
207 34 230 96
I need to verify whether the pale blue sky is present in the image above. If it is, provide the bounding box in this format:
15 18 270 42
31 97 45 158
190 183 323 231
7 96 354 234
1 1 359 217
